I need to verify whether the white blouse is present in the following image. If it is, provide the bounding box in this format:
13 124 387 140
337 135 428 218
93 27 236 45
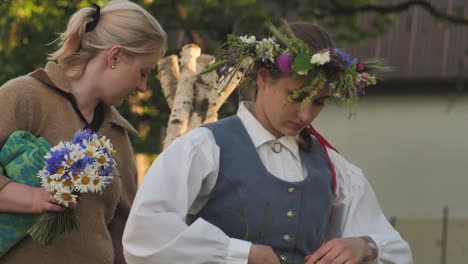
123 102 412 264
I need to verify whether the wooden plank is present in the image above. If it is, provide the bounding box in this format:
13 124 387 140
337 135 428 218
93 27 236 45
344 0 467 79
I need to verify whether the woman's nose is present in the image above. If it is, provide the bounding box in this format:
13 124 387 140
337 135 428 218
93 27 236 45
136 82 147 93
298 104 314 123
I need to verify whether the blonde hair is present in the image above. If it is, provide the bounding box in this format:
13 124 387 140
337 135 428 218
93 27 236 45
49 0 167 74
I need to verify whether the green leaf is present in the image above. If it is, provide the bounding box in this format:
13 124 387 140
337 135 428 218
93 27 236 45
292 52 311 73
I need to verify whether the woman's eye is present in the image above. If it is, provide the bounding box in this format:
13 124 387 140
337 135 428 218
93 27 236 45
289 92 308 103
313 99 326 106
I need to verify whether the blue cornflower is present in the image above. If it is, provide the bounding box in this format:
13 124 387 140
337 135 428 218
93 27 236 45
72 129 95 147
334 48 354 67
99 166 114 176
46 148 71 173
70 155 95 174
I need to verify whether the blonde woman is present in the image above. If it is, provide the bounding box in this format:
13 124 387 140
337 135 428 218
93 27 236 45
0 1 166 263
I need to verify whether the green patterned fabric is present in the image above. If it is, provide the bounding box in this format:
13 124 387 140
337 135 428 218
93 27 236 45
0 131 51 256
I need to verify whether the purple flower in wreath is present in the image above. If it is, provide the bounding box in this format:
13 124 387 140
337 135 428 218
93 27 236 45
356 87 363 96
357 62 366 73
275 53 294 73
218 64 228 74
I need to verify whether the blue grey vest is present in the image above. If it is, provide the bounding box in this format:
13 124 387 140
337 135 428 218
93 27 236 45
198 116 333 263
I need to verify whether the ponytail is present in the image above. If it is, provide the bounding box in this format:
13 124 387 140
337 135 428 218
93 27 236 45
47 0 167 77
48 7 97 68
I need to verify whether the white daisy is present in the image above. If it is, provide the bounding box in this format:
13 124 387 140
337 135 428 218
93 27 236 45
48 141 67 152
83 143 99 158
96 152 110 167
75 175 93 193
38 169 57 193
88 176 105 193
75 164 99 193
53 190 77 207
66 145 86 164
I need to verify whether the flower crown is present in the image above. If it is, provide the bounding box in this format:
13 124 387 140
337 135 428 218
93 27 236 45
202 22 390 113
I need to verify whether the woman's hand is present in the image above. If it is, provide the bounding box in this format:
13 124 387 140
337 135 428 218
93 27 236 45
0 182 76 213
31 187 76 213
248 244 281 264
304 237 376 264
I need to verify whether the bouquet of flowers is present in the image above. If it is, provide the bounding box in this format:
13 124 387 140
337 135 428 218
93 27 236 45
28 129 117 245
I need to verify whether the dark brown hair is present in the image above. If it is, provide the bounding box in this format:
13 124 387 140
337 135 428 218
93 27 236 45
240 22 334 151
286 22 334 53
287 22 334 152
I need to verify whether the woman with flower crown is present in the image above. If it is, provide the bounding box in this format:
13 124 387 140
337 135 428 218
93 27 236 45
123 22 412 264
0 0 166 263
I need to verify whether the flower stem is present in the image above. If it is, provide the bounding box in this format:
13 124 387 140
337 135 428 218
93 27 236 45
28 208 79 245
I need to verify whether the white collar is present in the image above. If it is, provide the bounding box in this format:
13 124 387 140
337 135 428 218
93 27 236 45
237 101 300 160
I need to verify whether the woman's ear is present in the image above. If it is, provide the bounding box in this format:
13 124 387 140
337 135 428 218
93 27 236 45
107 45 124 68
256 68 271 90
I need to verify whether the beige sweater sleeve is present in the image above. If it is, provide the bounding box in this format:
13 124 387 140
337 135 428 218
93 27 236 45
108 133 138 264
0 77 43 190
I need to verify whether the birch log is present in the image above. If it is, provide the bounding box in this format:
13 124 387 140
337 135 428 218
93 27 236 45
203 69 244 124
188 54 217 130
157 55 180 109
163 44 201 149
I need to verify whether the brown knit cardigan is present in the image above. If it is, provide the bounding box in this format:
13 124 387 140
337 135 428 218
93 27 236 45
0 62 139 264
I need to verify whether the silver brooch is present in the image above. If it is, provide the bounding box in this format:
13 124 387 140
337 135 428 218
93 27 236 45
272 142 283 153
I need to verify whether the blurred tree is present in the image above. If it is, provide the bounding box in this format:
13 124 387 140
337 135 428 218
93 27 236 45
1 0 466 154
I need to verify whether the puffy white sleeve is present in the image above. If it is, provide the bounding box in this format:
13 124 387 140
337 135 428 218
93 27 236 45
122 127 251 264
326 149 413 264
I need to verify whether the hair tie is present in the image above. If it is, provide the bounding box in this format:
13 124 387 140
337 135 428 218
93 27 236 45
85 4 101 32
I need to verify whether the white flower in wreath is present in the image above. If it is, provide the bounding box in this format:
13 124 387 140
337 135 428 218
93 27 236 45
355 74 363 82
297 70 308 75
310 51 331 65
260 37 275 44
239 35 256 44
255 42 276 63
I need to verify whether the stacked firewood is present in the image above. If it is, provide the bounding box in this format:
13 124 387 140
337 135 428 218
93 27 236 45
157 44 243 149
